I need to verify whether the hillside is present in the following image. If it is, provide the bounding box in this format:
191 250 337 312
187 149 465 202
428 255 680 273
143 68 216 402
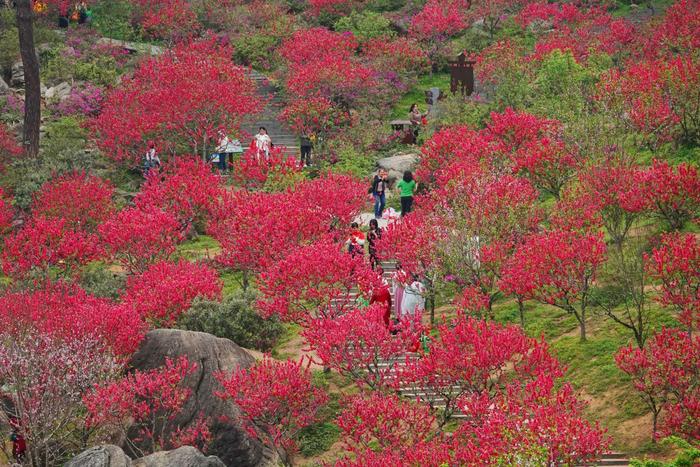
0 0 699 466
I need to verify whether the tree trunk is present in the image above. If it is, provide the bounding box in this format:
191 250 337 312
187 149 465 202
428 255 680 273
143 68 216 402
517 296 525 328
242 270 249 292
579 310 587 341
15 0 41 160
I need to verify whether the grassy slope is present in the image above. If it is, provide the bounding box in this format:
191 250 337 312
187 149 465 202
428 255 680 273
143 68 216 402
493 299 680 455
390 73 452 120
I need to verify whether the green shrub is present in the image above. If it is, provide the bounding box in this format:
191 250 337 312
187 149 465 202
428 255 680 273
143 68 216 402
41 47 73 83
430 94 489 130
3 116 94 209
41 116 90 161
178 291 284 351
43 50 120 87
74 56 121 87
90 0 141 41
368 0 405 12
79 264 126 301
329 142 377 178
233 34 278 70
631 437 700 467
297 422 341 457
0 11 18 78
334 10 394 43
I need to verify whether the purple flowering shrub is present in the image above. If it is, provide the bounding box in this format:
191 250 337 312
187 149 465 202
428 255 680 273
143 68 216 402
53 83 105 117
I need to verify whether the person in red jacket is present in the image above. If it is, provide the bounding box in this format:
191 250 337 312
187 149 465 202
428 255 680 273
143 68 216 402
370 271 392 328
346 222 366 258
9 416 26 463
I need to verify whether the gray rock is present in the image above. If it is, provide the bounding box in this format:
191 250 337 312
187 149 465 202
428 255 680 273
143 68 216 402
132 446 224 467
45 81 72 100
0 77 9 95
66 445 132 467
96 38 162 56
10 61 24 87
127 330 280 467
377 153 420 185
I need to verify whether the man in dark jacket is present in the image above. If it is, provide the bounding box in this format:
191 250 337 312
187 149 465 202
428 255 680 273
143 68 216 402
371 169 388 219
300 135 313 167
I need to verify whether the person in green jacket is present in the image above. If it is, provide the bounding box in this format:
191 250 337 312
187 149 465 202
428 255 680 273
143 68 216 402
397 170 417 217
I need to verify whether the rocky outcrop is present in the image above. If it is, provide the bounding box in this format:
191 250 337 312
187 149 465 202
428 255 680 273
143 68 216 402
44 81 72 100
96 38 162 56
67 445 226 467
132 446 225 467
10 61 24 87
376 153 420 185
65 445 132 467
0 77 9 95
127 329 280 467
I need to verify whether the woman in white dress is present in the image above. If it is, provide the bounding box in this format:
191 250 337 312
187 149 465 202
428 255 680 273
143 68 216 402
400 275 426 321
254 127 271 160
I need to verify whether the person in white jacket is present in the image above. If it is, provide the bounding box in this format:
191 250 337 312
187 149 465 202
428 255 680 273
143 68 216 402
215 130 230 173
254 127 271 160
144 142 160 175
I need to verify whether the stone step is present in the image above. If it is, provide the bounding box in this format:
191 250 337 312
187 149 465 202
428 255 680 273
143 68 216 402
578 453 629 466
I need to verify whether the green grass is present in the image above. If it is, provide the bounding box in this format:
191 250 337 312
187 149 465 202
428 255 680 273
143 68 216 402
493 294 686 451
612 0 674 17
298 422 341 457
494 300 579 339
176 235 220 261
390 73 452 120
270 322 303 360
297 370 352 459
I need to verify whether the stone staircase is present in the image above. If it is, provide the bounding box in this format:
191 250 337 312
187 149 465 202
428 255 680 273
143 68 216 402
246 71 299 157
368 263 630 466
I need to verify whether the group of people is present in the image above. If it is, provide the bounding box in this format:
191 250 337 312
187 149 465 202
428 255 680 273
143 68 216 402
213 127 268 173
55 1 92 26
346 219 383 270
346 218 427 338
371 170 418 219
142 127 274 176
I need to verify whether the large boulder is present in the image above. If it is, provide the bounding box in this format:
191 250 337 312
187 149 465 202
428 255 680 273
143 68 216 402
10 61 24 87
132 446 225 467
127 329 280 467
0 77 9 95
376 153 420 185
65 445 132 467
45 81 72 100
